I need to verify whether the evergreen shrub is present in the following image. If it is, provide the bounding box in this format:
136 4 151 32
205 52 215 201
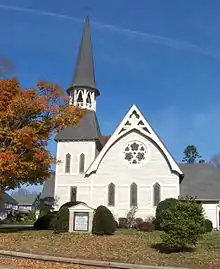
155 198 178 230
34 211 57 230
60 201 86 210
92 205 116 235
53 206 69 233
160 197 205 249
204 219 213 233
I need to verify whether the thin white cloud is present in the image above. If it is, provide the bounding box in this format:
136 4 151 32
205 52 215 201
1 4 220 59
152 106 220 161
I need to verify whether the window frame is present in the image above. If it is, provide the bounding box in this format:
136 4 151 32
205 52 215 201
130 182 138 207
153 182 161 207
65 153 71 173
79 153 85 173
108 182 115 207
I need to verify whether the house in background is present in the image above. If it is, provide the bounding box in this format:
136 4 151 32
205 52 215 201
0 193 18 220
11 193 39 213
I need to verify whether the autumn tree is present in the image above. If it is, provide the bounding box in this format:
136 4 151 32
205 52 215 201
0 78 85 194
182 145 203 164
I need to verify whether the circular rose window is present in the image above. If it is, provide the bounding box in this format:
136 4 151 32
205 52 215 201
123 141 148 165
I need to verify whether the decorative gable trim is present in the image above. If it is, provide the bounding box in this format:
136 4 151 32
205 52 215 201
85 104 183 177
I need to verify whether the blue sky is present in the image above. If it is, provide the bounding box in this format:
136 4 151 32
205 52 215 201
1 0 220 192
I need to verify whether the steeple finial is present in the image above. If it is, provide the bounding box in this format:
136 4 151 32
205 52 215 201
69 16 99 96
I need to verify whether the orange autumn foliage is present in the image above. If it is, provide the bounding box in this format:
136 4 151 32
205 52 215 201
0 78 85 192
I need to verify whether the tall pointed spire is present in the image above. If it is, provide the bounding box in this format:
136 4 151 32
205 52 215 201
69 16 99 96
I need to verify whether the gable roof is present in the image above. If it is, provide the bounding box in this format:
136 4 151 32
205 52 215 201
180 163 220 200
40 173 55 199
11 193 39 205
85 104 183 176
1 193 17 205
55 110 102 141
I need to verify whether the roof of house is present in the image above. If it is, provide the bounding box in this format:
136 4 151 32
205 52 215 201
54 110 102 142
179 163 220 200
40 173 55 199
1 193 18 205
67 16 99 96
11 193 39 205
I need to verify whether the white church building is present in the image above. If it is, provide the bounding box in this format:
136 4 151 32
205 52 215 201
41 17 220 229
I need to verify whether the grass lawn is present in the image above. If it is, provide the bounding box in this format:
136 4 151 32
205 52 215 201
0 228 220 269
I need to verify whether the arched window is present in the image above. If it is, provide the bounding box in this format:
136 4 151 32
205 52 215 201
130 182 137 207
77 91 83 103
79 153 85 173
108 183 115 206
70 186 77 202
153 183 161 206
86 92 91 104
65 153 71 173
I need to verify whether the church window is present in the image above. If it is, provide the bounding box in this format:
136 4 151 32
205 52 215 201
123 141 147 166
130 182 137 207
79 153 85 173
70 186 77 202
86 92 92 104
108 183 115 206
153 183 161 206
65 153 71 173
77 91 83 103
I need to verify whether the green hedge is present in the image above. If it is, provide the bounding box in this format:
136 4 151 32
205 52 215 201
34 211 58 230
60 201 86 210
92 205 116 235
53 206 69 233
155 198 178 230
204 219 213 233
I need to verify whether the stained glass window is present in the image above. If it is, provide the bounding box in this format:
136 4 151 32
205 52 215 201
153 183 161 206
130 182 137 206
79 153 85 173
65 153 71 173
123 141 147 165
108 183 115 206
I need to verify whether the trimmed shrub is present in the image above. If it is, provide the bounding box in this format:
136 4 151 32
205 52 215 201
161 197 205 249
54 206 69 233
60 201 86 210
118 217 128 228
204 219 213 233
92 205 116 235
34 211 58 230
39 205 51 218
155 198 178 230
139 221 155 232
134 218 144 229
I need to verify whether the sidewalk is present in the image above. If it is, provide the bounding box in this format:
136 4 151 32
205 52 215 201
0 249 189 269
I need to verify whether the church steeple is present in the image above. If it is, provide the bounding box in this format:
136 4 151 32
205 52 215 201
68 16 100 111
